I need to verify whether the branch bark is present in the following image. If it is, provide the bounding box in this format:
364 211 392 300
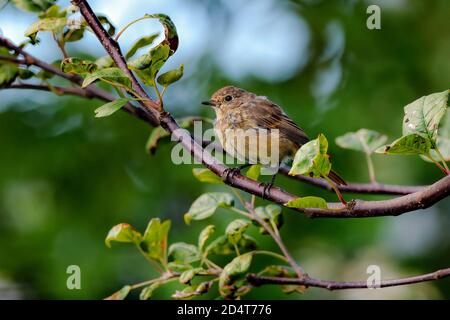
247 266 450 290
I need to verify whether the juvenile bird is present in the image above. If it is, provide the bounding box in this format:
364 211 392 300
202 86 345 197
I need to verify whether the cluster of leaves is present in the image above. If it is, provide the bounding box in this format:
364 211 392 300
104 165 304 300
0 47 34 87
2 1 184 118
335 90 450 175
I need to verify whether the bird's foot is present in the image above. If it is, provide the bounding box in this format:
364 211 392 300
221 167 241 182
259 182 274 199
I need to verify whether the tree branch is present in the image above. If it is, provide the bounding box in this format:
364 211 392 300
202 140 426 195
4 83 95 98
71 0 161 117
2 1 448 219
247 266 450 290
278 166 425 195
0 36 156 125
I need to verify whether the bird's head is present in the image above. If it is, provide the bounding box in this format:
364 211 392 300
202 86 251 110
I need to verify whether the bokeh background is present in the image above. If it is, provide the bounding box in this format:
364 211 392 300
0 0 449 299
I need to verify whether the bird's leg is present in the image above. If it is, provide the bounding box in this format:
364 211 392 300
221 164 251 182
260 173 277 199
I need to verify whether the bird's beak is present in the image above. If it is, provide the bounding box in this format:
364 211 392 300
201 100 216 107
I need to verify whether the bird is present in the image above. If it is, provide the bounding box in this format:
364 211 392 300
202 86 346 198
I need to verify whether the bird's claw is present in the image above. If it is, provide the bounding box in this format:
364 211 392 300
221 167 241 182
259 182 274 199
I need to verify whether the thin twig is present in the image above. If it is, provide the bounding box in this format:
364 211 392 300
248 266 450 290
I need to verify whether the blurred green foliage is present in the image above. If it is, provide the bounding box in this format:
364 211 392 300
0 0 449 299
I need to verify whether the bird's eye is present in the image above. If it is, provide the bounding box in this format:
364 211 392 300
224 95 233 102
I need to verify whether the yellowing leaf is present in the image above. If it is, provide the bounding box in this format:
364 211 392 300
168 242 200 264
25 17 67 42
104 285 131 300
198 225 215 252
192 168 223 184
285 196 328 209
105 223 142 247
141 218 171 263
226 219 251 246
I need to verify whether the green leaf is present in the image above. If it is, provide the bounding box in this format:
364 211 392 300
198 225 215 252
376 134 431 155
167 262 192 273
94 98 130 118
168 242 200 264
172 281 213 299
205 235 257 256
285 196 328 209
226 219 251 246
24 17 67 43
192 168 223 184
254 204 283 233
179 268 204 284
128 44 171 86
145 14 179 53
82 67 131 88
145 126 170 155
184 192 234 224
143 44 171 86
335 129 387 154
97 15 116 36
128 53 153 71
246 164 261 181
35 60 61 80
421 136 450 162
105 285 131 300
157 64 184 87
219 253 253 298
95 55 114 69
0 63 19 87
105 223 142 248
289 134 331 178
18 68 35 80
11 0 56 13
141 218 171 263
61 57 97 75
125 33 159 59
139 282 161 300
63 25 85 43
403 90 449 147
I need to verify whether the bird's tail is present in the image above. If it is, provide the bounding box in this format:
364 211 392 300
327 170 347 186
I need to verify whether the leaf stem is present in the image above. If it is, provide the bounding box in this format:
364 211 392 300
115 16 152 41
52 32 69 59
426 153 448 175
324 175 347 205
434 147 449 174
365 153 377 183
229 206 252 219
252 250 288 263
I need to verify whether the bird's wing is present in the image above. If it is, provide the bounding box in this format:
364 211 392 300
253 98 310 147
